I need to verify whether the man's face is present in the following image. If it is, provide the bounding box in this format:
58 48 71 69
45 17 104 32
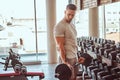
64 9 76 23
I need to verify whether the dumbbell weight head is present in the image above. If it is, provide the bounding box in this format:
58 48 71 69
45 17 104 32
80 53 93 67
14 64 22 73
55 64 72 80
21 65 27 74
116 54 120 63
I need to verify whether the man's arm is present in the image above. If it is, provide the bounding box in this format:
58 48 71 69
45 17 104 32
55 37 66 63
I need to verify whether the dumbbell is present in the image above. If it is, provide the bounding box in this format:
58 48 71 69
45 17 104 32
14 64 22 73
14 64 27 74
108 51 118 60
97 71 110 80
116 53 120 63
11 58 23 68
104 48 113 58
111 67 120 75
102 74 118 80
55 64 72 80
99 48 105 56
91 63 107 80
87 60 101 78
91 68 103 80
21 65 27 74
90 45 95 52
55 53 93 80
94 46 100 54
55 60 85 80
104 44 111 49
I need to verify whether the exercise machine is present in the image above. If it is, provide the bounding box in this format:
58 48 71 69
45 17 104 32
0 48 45 80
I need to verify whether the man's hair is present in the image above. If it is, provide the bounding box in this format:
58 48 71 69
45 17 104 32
66 4 77 10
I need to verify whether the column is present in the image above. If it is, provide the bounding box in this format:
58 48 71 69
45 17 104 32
46 0 57 63
89 7 99 37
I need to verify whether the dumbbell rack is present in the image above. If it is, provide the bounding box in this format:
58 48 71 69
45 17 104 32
77 36 120 67
77 36 120 80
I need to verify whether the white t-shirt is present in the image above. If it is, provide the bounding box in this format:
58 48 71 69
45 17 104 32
54 19 78 59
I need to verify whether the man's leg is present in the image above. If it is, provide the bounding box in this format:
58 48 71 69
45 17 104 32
66 58 78 80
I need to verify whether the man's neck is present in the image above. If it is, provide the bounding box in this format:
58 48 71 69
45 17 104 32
63 18 71 23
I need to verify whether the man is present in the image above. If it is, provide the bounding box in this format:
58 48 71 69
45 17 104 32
54 4 79 80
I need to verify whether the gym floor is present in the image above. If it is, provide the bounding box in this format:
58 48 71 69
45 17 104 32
0 63 85 80
26 63 57 80
0 54 84 80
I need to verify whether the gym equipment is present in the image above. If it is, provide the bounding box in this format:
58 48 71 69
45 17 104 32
0 48 45 80
80 53 93 67
0 72 44 80
20 65 27 74
116 53 120 63
87 60 101 78
91 63 107 80
13 64 27 74
55 53 93 80
0 48 22 71
102 74 118 80
77 36 120 80
0 62 44 80
55 64 72 80
14 64 22 73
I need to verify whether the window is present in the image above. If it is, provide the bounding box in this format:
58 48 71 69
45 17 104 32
0 0 47 62
0 0 68 63
99 2 120 42
105 2 120 43
75 9 89 37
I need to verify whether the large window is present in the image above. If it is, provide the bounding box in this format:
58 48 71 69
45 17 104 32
0 0 68 63
75 9 89 37
99 2 120 42
56 0 68 23
0 0 47 62
98 6 105 38
105 2 120 43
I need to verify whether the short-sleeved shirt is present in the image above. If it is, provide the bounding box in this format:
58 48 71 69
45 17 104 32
54 19 78 59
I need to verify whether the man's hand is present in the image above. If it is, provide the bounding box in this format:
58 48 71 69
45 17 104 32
78 57 85 64
64 62 73 72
